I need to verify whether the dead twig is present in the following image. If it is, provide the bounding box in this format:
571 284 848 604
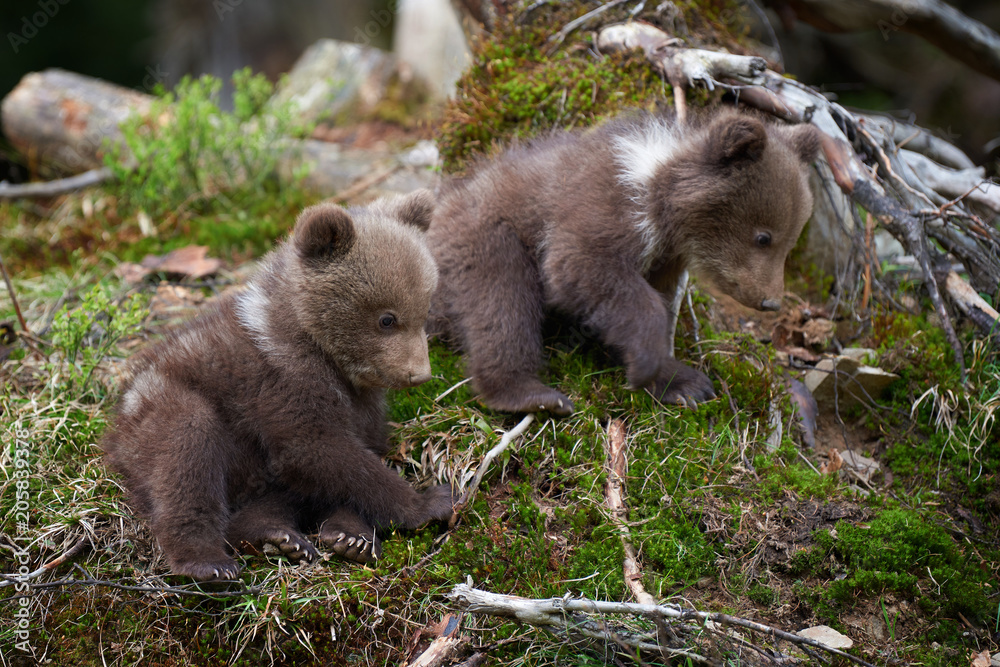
549 0 631 50
329 163 401 205
0 536 90 589
448 583 878 666
0 167 113 199
403 614 470 667
604 419 679 661
0 249 30 336
454 413 535 514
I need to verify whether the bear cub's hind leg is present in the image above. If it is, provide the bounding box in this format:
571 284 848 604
227 491 319 564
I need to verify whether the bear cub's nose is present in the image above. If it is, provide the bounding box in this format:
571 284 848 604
408 371 433 386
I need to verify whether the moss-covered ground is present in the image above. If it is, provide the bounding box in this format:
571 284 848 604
2 2 999 664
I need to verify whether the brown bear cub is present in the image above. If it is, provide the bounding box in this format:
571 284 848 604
428 108 819 416
102 191 455 581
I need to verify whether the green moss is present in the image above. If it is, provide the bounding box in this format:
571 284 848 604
796 509 992 633
747 583 779 607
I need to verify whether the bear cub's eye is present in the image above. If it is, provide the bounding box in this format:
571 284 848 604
755 232 772 248
379 314 397 330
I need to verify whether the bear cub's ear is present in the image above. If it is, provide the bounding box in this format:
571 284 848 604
391 189 435 231
708 115 768 165
788 124 821 164
294 204 356 259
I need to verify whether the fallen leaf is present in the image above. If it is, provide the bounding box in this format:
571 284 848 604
802 318 835 346
149 284 207 320
115 262 153 284
117 246 224 283
971 649 990 667
839 449 881 485
142 245 223 279
821 448 844 475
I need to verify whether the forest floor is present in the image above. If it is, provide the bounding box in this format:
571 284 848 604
1 118 999 667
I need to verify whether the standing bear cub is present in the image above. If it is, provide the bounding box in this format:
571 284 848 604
103 191 455 581
428 108 820 416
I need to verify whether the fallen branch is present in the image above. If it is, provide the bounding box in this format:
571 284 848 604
448 583 878 666
901 150 1000 214
0 536 89 589
945 271 1000 343
765 0 1000 82
403 615 470 667
0 167 113 200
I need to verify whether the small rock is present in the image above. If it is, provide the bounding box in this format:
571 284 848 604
991 651 1000 667
797 625 853 650
270 39 399 124
803 349 898 413
401 140 439 168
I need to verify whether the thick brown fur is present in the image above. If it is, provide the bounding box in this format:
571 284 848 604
428 108 820 416
102 191 455 581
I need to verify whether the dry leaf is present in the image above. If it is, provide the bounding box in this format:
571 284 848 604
821 448 844 475
970 650 990 667
141 245 223 279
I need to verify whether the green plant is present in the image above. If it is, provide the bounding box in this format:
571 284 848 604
106 68 309 219
880 598 899 641
46 284 146 398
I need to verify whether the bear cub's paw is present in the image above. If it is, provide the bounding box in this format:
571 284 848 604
319 508 382 564
256 528 319 563
171 558 241 582
483 383 574 417
652 364 716 408
420 484 459 523
323 530 383 564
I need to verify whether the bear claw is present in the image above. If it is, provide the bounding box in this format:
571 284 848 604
258 528 319 563
322 530 382 564
173 559 241 581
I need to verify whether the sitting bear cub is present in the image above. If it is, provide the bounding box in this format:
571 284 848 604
428 108 819 416
103 191 455 581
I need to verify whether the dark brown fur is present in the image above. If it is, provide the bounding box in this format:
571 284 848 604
102 191 454 580
428 108 819 416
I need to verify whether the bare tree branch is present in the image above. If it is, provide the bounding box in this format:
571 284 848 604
0 167 113 200
766 0 1000 82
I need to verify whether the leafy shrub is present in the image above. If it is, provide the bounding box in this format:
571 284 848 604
106 68 308 219
47 285 146 399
